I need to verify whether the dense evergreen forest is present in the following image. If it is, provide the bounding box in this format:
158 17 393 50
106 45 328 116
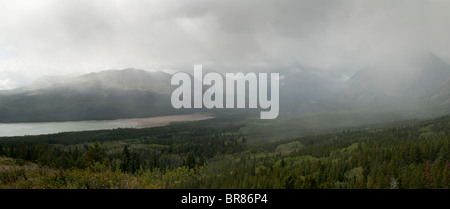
0 115 448 189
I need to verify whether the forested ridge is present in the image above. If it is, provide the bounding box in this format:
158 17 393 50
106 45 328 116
0 115 449 189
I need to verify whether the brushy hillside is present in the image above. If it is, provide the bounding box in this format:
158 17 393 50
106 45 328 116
0 157 202 189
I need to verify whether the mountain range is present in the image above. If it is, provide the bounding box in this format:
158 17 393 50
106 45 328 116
2 51 450 123
0 68 193 122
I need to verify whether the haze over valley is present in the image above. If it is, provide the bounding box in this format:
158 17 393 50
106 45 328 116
2 49 450 137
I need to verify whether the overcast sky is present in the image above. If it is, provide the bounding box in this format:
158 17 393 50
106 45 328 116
1 0 450 89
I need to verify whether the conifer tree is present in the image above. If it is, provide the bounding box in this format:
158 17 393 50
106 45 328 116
120 145 131 172
84 142 103 167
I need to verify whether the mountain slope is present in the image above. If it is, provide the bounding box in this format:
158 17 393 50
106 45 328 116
340 51 450 107
430 79 450 105
0 69 194 122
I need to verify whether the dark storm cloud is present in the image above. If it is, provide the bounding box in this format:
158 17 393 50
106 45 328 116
0 0 450 89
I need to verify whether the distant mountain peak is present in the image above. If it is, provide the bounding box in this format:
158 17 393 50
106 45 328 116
3 68 174 95
340 51 450 106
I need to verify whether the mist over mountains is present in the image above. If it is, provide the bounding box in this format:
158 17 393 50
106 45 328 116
1 0 450 127
339 51 450 108
0 68 191 122
1 50 450 123
4 68 174 95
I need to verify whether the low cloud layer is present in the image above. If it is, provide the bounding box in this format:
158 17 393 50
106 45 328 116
1 0 450 89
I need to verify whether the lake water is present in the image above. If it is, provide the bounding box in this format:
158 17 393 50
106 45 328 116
0 113 213 137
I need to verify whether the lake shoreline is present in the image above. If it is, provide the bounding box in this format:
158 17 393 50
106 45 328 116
0 113 214 137
119 113 214 128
